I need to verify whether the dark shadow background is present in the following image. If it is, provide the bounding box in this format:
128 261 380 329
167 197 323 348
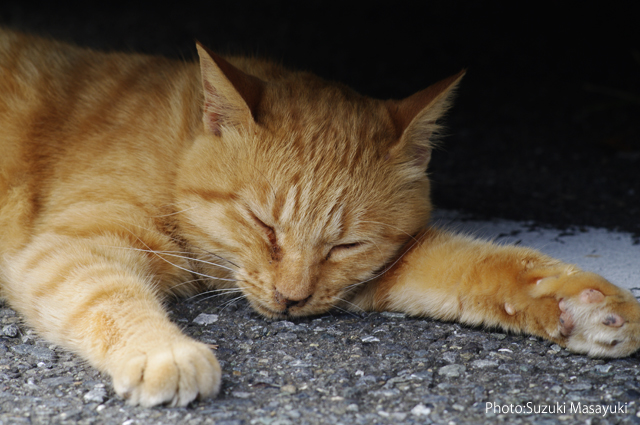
2 1 638 236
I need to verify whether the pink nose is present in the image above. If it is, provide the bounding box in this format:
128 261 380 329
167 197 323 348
274 290 312 309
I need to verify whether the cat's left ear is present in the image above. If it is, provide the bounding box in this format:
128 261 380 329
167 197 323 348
196 42 264 136
385 70 465 170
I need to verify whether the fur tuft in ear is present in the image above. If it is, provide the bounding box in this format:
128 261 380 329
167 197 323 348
385 70 465 170
196 42 264 136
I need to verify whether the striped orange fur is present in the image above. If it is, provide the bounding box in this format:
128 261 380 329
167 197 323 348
1 28 639 407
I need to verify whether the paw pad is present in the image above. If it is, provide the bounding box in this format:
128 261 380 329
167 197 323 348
580 289 604 304
557 287 630 343
535 271 640 357
602 314 625 327
559 310 574 336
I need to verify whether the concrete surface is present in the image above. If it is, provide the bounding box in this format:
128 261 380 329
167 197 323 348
2 211 639 425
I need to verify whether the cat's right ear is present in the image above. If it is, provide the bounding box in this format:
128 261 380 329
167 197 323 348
385 70 465 172
196 42 264 136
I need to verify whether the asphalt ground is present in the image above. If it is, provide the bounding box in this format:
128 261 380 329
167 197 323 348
1 1 639 424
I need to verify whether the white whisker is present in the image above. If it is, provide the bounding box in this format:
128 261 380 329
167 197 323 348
336 297 366 314
106 242 237 282
114 246 238 275
369 238 385 264
169 278 202 290
332 305 360 318
190 245 240 269
345 230 427 291
151 206 198 218
188 288 243 301
219 295 248 312
360 220 420 244
106 234 234 283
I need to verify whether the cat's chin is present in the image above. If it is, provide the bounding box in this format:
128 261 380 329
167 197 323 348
255 305 288 319
247 300 288 319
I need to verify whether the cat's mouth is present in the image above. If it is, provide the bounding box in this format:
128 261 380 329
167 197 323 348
250 299 325 319
245 297 289 319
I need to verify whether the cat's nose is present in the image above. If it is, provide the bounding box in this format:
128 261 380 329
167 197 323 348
274 290 311 309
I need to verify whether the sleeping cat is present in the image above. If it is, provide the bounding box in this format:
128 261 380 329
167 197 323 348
1 27 639 407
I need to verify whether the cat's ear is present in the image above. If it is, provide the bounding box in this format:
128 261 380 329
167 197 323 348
385 70 465 170
196 42 264 136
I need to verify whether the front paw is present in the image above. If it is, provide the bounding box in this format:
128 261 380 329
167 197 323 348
536 271 640 357
111 337 221 407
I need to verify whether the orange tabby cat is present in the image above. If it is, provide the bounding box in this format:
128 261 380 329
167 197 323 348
1 28 639 407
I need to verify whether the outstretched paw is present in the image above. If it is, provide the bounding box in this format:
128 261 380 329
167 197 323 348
112 337 221 407
539 272 640 357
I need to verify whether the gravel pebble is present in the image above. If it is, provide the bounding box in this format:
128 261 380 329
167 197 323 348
411 403 432 416
10 344 56 361
471 359 499 368
280 384 296 394
438 364 467 377
193 313 219 325
2 324 19 337
594 364 613 373
83 387 107 403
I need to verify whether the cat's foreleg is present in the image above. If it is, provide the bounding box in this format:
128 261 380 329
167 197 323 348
352 227 640 357
2 232 220 406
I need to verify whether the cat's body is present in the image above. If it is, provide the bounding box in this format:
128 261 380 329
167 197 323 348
1 28 639 407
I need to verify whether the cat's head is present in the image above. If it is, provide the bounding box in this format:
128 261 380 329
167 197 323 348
176 43 463 318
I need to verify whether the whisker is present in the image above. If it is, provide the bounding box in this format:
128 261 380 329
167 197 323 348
192 292 245 305
187 288 244 301
344 230 427 291
219 295 248 312
360 220 420 245
169 278 202 290
101 222 238 284
99 219 196 293
335 297 367 315
190 245 240 269
369 238 385 264
332 304 361 318
170 277 243 293
108 238 235 283
151 206 199 218
108 210 241 273
115 246 238 275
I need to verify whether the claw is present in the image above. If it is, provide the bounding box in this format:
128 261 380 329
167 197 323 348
505 303 516 315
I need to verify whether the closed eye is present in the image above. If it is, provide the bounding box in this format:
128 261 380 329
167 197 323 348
250 212 281 261
250 212 275 237
326 242 364 261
